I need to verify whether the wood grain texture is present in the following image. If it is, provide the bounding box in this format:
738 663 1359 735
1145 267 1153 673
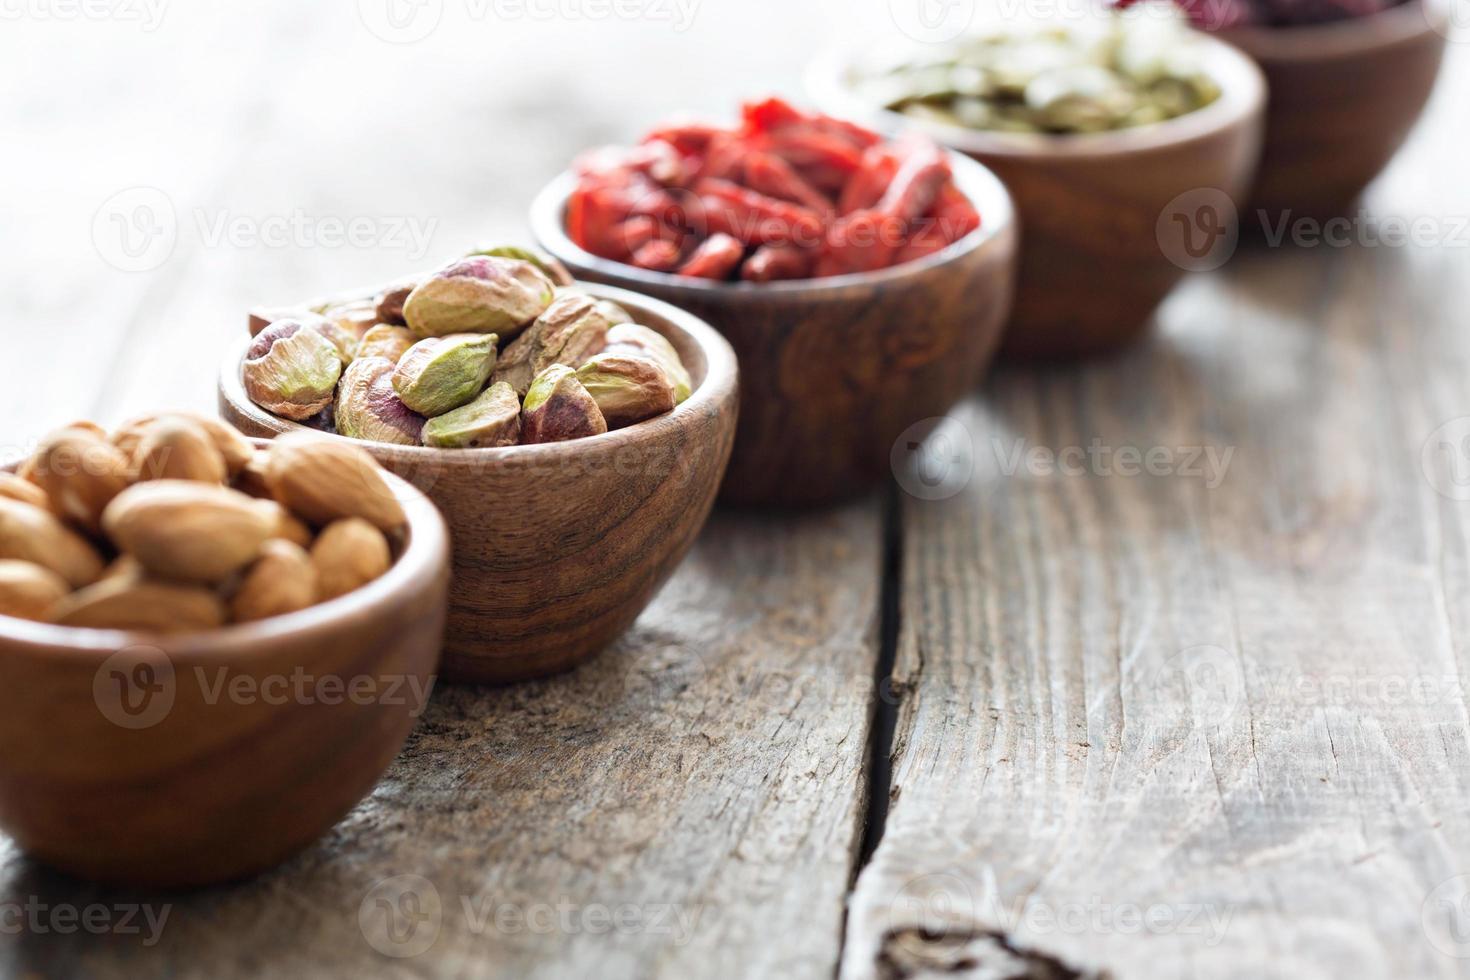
843 224 1470 976
1226 0 1448 222
534 157 1019 507
0 505 882 979
221 287 739 684
0 466 450 888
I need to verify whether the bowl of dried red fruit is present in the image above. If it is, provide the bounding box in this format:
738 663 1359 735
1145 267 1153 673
531 97 1018 507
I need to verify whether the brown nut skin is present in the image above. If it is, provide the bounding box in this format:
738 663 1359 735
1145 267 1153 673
263 432 408 536
30 428 133 535
336 357 426 447
493 290 613 397
0 498 105 588
374 277 420 326
101 481 277 585
230 540 319 623
0 560 71 622
520 365 608 444
243 320 346 421
402 256 554 340
357 325 417 364
575 353 677 429
254 499 314 548
132 418 228 484
115 413 255 478
421 382 522 449
52 577 227 634
311 518 392 602
0 473 53 514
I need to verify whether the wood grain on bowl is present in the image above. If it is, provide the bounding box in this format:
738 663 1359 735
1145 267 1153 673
1223 0 1447 221
0 458 449 888
222 286 739 684
532 154 1018 507
810 36 1267 359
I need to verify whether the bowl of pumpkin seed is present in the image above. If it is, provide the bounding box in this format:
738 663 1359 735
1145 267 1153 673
809 10 1267 358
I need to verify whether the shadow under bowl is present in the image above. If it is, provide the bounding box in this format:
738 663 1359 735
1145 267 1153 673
809 32 1267 360
1221 0 1449 222
530 152 1019 507
0 451 450 889
221 285 739 685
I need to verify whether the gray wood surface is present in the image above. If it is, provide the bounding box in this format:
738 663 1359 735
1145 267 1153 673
3 2 1469 978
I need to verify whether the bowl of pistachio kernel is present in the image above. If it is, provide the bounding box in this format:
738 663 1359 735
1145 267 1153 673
811 13 1266 358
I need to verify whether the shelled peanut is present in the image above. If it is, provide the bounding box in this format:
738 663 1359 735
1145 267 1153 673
0 415 405 633
242 245 693 449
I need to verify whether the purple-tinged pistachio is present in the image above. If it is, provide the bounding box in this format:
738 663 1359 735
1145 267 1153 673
299 311 360 362
248 305 311 337
358 324 417 364
402 256 554 340
468 245 575 288
336 357 426 446
601 324 693 404
243 320 345 421
575 353 677 429
492 290 613 396
422 382 522 448
521 365 607 444
392 333 497 417
374 276 420 326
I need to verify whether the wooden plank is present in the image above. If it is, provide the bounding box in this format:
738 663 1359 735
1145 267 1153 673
842 91 1470 977
0 505 882 979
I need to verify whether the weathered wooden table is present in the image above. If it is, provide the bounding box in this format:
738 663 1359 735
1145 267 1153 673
3 4 1469 977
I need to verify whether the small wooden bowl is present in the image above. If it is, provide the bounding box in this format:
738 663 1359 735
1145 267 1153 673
530 153 1018 507
809 34 1266 359
221 286 738 684
0 453 450 888
1222 0 1448 221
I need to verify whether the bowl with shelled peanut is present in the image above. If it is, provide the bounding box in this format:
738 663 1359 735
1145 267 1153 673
0 417 448 887
219 250 738 683
530 97 1018 507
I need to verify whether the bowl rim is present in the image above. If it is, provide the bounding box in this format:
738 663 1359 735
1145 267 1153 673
0 446 451 657
804 25 1268 160
528 149 1017 298
221 282 740 459
1218 0 1447 60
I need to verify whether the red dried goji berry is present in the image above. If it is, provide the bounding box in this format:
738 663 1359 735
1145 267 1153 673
632 239 682 272
741 245 814 282
678 233 746 280
743 152 834 214
695 178 825 248
876 138 951 222
839 146 901 214
823 209 905 275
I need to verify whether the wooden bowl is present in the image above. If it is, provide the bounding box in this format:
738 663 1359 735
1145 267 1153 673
530 153 1018 507
0 452 450 888
809 34 1266 359
221 286 738 684
1221 0 1448 221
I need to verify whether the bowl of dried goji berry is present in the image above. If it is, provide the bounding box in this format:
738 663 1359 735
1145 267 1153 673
530 97 1019 508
